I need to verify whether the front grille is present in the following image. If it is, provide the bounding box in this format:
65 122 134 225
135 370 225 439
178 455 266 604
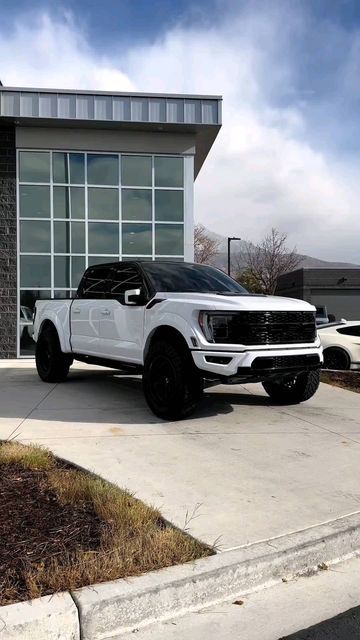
212 311 316 345
252 354 320 370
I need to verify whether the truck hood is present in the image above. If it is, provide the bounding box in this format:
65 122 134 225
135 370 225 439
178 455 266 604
156 292 315 312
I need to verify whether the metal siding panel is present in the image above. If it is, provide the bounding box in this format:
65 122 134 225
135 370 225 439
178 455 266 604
94 96 112 120
113 97 131 121
131 98 149 121
1 92 20 116
58 94 76 118
149 98 166 122
184 100 201 123
201 100 218 124
20 93 39 117
167 99 184 123
39 93 57 117
76 95 94 120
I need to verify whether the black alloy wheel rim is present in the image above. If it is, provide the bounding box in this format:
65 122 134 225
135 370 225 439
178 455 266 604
149 355 177 405
324 351 346 370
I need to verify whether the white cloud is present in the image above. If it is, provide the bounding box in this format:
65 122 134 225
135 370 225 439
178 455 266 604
1 7 360 262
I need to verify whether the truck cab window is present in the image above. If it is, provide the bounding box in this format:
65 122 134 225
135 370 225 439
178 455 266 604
109 264 145 304
78 266 110 299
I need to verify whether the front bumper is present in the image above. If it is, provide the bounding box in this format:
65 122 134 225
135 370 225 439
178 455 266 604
191 345 323 382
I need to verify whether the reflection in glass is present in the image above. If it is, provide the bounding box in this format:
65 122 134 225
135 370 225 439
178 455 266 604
122 223 152 255
53 153 85 184
54 187 85 219
122 189 152 220
121 156 152 186
155 190 183 221
87 154 118 185
20 290 51 317
54 291 75 298
88 223 119 254
88 256 118 266
20 256 51 287
19 151 50 183
54 222 70 253
19 185 50 218
71 222 85 253
88 188 118 220
20 325 36 356
54 256 70 288
72 256 86 288
154 157 183 188
155 224 184 255
20 221 51 252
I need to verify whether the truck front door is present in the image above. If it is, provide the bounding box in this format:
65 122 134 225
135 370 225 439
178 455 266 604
98 263 147 363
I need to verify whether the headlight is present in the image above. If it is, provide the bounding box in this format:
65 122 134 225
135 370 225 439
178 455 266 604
199 311 236 343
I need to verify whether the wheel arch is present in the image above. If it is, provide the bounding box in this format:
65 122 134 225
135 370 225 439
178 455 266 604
37 318 69 353
144 325 190 360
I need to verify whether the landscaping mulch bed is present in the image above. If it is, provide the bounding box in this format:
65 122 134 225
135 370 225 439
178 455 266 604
0 442 212 606
321 370 360 394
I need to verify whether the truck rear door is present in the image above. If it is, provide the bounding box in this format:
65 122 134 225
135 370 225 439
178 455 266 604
70 265 110 355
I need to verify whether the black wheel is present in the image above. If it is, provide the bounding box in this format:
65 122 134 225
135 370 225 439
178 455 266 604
36 325 72 382
262 369 320 404
323 347 350 371
143 340 203 420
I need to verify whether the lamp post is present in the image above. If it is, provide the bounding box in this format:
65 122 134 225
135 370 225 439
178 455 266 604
227 237 241 276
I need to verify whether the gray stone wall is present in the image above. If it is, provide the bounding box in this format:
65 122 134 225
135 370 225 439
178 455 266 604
0 124 17 358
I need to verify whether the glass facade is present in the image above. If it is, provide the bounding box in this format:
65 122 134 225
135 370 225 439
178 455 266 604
18 150 188 355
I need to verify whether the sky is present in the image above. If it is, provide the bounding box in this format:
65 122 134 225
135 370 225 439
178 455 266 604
1 0 360 263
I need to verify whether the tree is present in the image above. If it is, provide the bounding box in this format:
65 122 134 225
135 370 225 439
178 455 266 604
236 228 302 295
194 224 221 264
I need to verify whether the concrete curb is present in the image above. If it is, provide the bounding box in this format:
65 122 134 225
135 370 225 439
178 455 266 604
72 511 360 639
0 592 79 640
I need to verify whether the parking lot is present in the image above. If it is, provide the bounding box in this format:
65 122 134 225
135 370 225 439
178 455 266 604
1 360 360 549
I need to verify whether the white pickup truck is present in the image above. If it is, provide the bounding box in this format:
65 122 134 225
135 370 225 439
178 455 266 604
33 261 323 420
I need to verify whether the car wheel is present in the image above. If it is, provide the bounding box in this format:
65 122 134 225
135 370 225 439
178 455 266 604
262 369 320 404
36 325 72 382
143 340 203 420
323 347 350 371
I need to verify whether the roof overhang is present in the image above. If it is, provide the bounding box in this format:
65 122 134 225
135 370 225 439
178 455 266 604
0 86 222 177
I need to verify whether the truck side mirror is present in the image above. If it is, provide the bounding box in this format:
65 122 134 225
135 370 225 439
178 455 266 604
124 288 142 305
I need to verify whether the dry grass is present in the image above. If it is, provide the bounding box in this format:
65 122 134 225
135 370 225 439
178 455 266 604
321 370 360 394
0 442 212 605
0 441 55 470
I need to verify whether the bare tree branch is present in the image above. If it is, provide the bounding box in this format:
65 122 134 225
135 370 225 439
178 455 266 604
194 224 221 265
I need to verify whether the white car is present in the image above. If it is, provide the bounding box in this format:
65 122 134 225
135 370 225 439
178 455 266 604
33 261 322 420
318 321 360 370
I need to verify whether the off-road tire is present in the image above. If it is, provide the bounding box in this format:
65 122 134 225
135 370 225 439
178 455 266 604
262 369 320 404
323 347 350 371
36 325 72 382
143 340 203 420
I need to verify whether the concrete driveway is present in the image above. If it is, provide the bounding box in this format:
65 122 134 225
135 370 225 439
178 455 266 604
1 360 360 549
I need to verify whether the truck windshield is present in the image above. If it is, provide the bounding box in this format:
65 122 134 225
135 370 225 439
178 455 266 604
142 262 248 295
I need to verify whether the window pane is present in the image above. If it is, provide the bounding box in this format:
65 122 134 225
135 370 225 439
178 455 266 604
72 256 86 288
19 151 50 183
155 157 183 187
155 190 183 221
54 256 70 288
54 186 70 219
20 325 36 356
122 223 152 255
20 185 50 218
155 224 184 255
54 290 75 299
88 188 118 220
79 266 110 298
20 290 51 318
71 222 85 253
70 187 85 218
121 156 151 186
87 154 118 185
122 189 152 221
20 220 50 252
88 256 118 266
20 256 51 287
88 223 119 254
53 153 85 184
54 221 70 253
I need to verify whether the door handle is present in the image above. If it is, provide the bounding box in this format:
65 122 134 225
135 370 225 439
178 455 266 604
101 309 111 316
73 309 81 314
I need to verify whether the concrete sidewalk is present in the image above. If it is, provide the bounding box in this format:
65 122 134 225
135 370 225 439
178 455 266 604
1 360 360 549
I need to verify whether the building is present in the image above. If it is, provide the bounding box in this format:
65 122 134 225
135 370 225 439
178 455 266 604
276 268 360 321
0 85 222 357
